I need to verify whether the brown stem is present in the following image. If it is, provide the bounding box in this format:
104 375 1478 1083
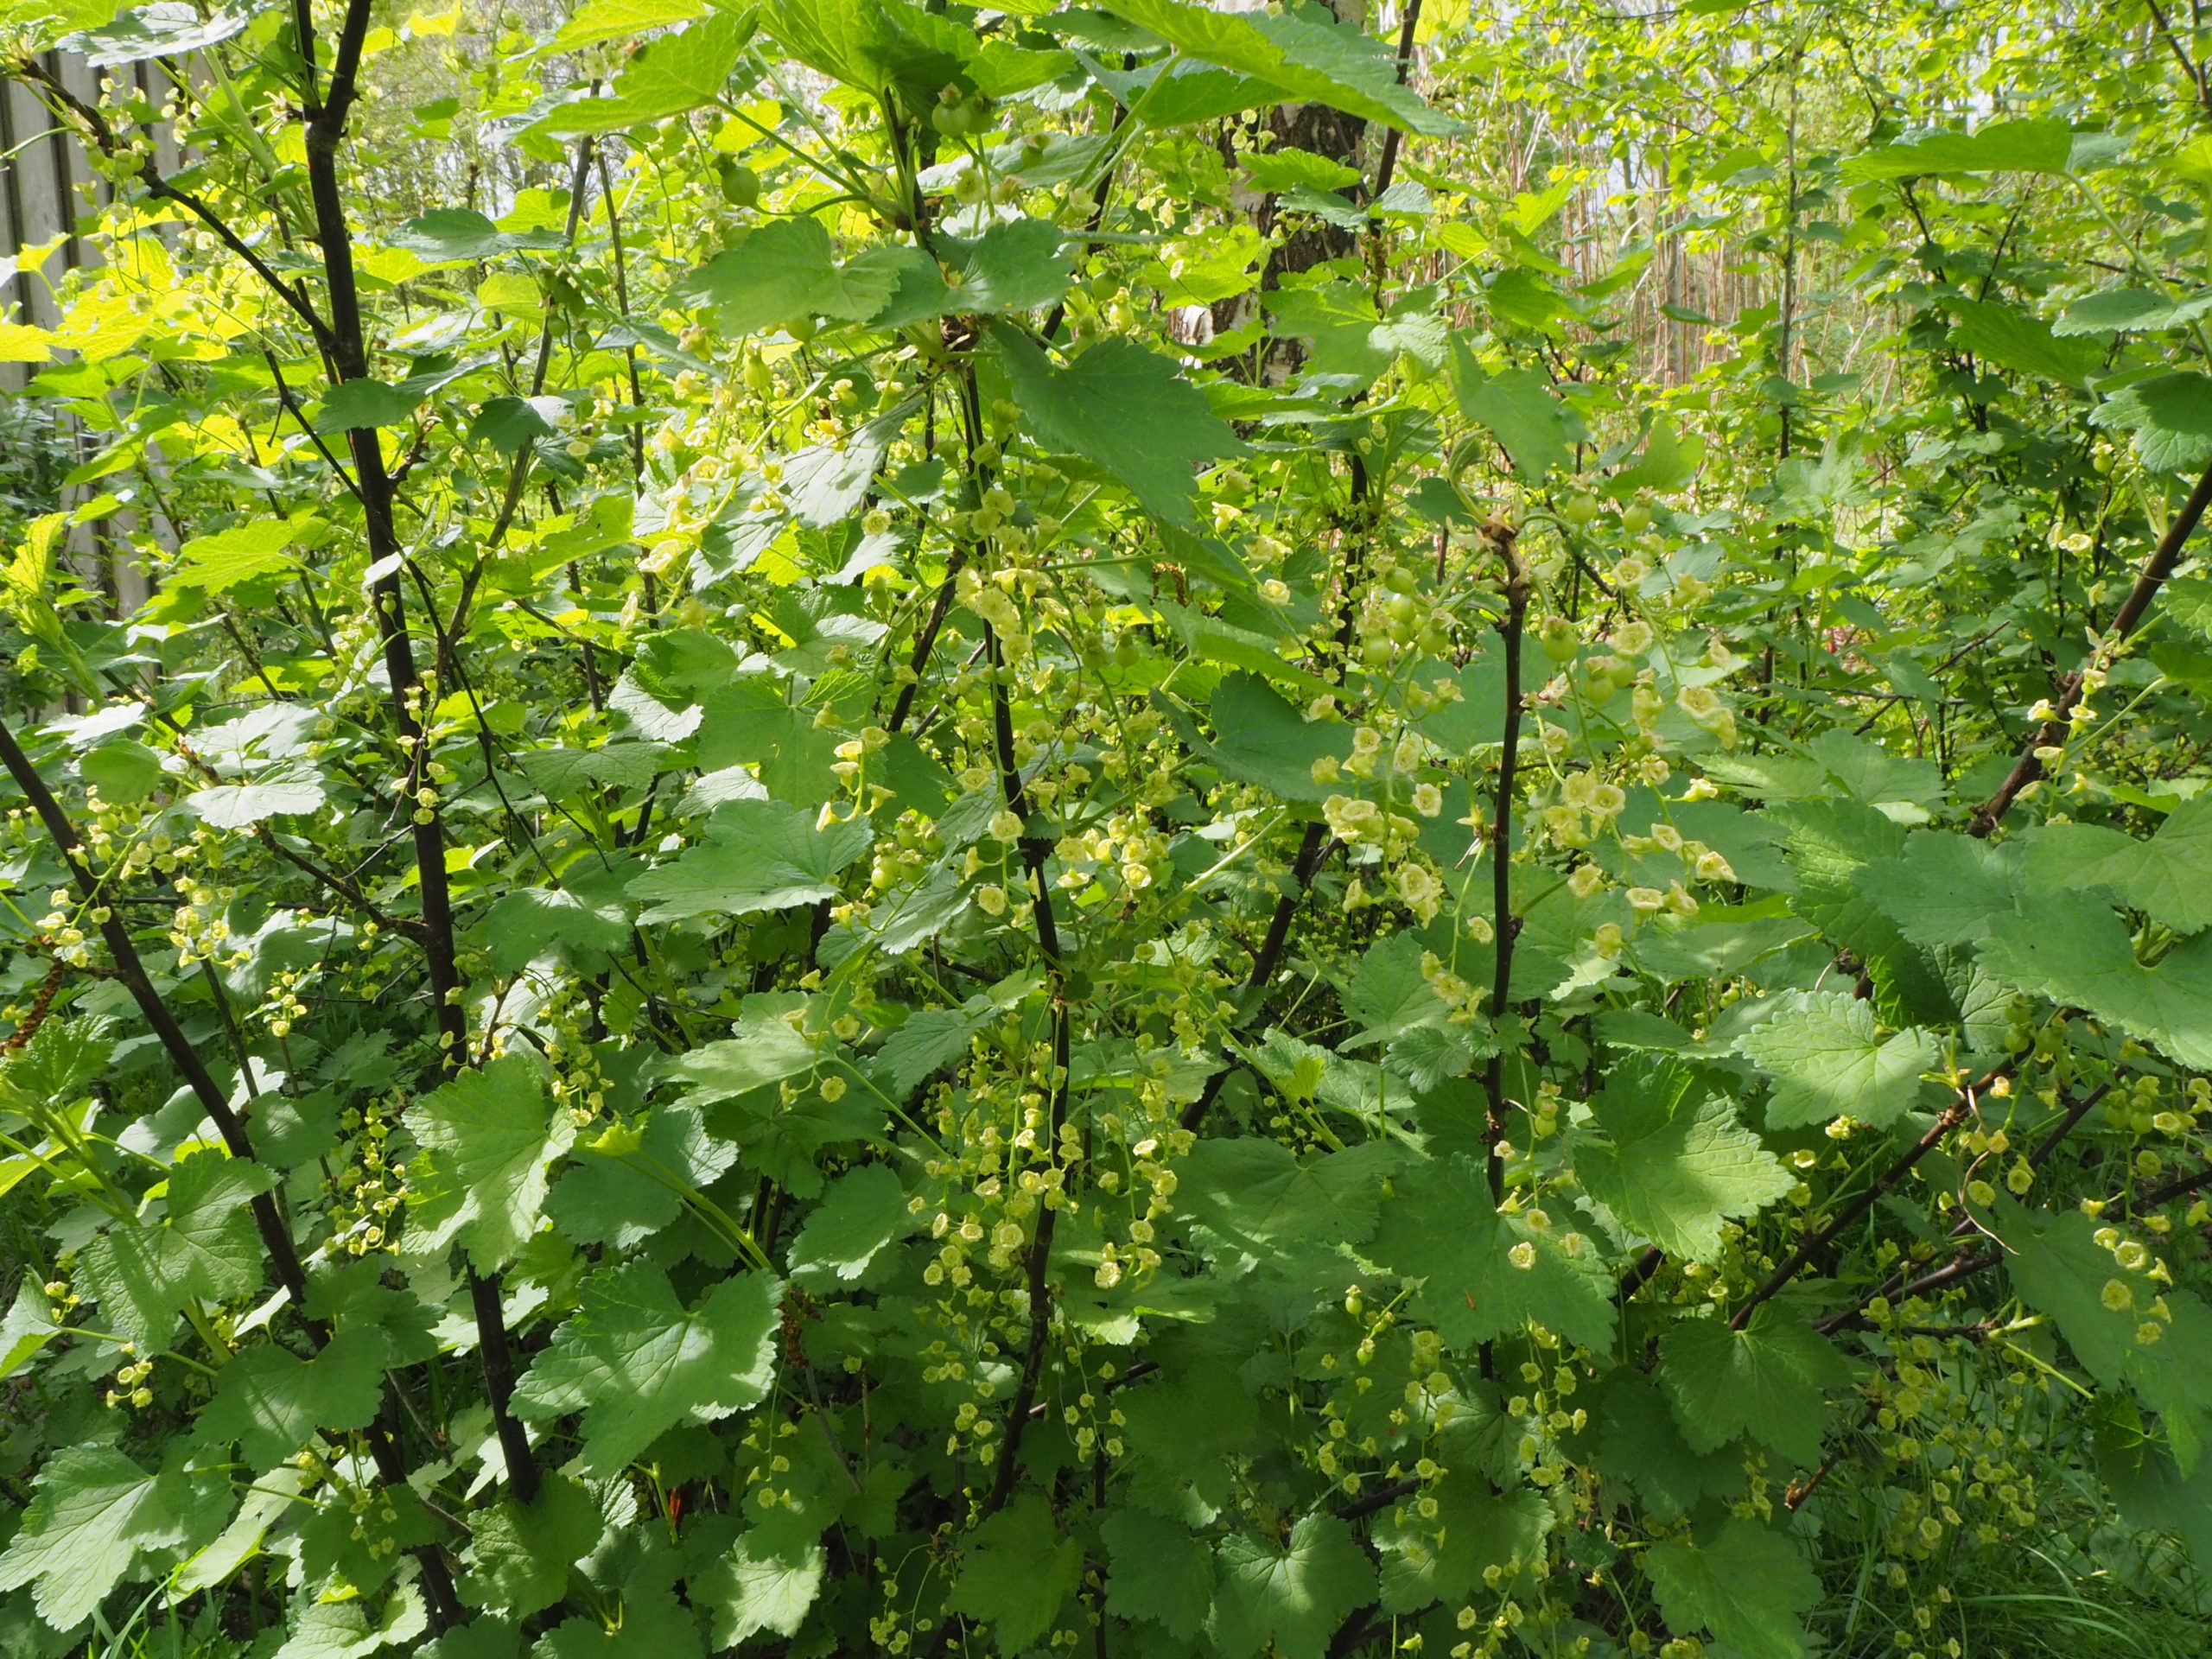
1179 822 1333 1133
984 993 1070 1516
2133 1160 2212 1212
527 134 597 398
1369 0 1424 200
1732 1069 2010 1332
887 548 970 734
594 143 649 482
1617 1244 1665 1300
0 713 463 1625
260 348 363 502
2142 0 2212 109
1334 1473 1421 1521
292 0 542 1511
1815 1079 2107 1336
1481 525 1528 1201
0 715 304 1299
253 826 425 942
972 372 1068 1514
1971 454 2212 836
1815 1124 2206 1341
1783 1408 1872 1511
1182 445 1390 1133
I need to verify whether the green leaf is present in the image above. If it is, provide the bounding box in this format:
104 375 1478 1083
0 1445 186 1630
484 885 632 973
1102 1506 1214 1638
758 0 973 105
2164 573 2212 636
393 209 564 263
315 378 422 434
461 1476 602 1620
874 1003 988 1098
545 1106 736 1249
1974 893 2212 1067
1854 830 2017 950
79 737 164 801
1116 1367 1262 1517
852 240 952 327
310 1261 442 1370
627 799 872 924
270 1599 397 1659
945 219 1071 314
1764 798 1959 1026
992 327 1244 527
198 1331 386 1468
1611 415 1702 495
1840 118 2074 180
1338 933 1452 1051
1484 265 1573 332
1735 991 1935 1129
1096 0 1459 135
2095 1392 2212 1560
668 1001 821 1103
2090 372 2212 474
786 1164 913 1287
1375 1471 1549 1612
969 37 1073 96
1656 1311 1852 1466
2056 285 2212 337
1265 281 1394 381
1578 1062 1793 1261
531 13 747 132
1999 1200 2140 1388
1446 344 1579 482
1643 1517 1820 1659
531 1590 698 1659
64 2 257 66
511 1262 782 1474
0 1275 62 1378
1211 1513 1376 1659
76 1228 182 1349
185 777 326 829
550 0 708 51
1592 1370 1744 1521
1241 145 1363 193
1367 1154 1616 1351
1805 728 1947 810
948 1495 1083 1653
518 741 668 800
2124 1289 2212 1475
176 1465 308 1596
1200 671 1354 803
79 1150 270 1347
699 1528 827 1646
1178 1138 1399 1255
168 519 301 592
1137 62 1287 123
403 1054 576 1269
0 1028 92 1119
2023 798 2212 933
1949 299 2097 389
472 396 567 455
170 1149 274 1294
672 217 896 334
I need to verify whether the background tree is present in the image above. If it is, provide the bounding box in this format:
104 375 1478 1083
4 1 2212 1657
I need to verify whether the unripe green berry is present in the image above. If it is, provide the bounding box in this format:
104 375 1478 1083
1537 618 1580 663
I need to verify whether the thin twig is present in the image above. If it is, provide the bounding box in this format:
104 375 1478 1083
1732 1067 2011 1331
1972 454 2212 835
